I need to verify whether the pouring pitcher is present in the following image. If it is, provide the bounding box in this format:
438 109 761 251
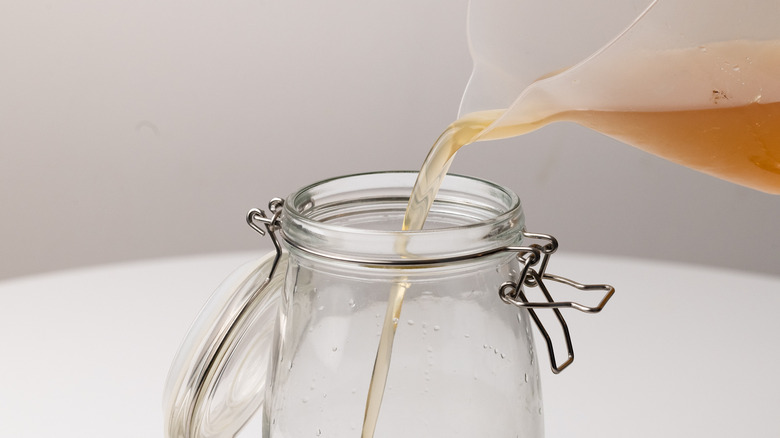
462 0 780 193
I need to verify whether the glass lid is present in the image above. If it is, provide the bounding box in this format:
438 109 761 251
163 251 287 438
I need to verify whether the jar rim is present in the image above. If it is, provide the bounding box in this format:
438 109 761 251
280 171 525 265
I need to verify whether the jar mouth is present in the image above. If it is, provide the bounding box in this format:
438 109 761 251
281 171 525 265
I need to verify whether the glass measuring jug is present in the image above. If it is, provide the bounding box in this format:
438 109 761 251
460 0 780 194
164 172 614 438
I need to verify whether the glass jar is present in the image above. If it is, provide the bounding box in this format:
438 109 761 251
267 172 543 437
164 171 614 438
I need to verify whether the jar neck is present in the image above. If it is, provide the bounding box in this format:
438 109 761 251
280 172 525 266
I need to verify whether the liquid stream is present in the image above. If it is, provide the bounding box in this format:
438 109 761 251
361 39 780 438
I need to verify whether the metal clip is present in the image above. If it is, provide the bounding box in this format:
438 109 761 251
499 231 614 374
246 197 285 280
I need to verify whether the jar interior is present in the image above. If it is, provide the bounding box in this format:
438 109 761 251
289 172 519 230
281 172 525 264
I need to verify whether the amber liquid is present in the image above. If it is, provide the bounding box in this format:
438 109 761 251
362 41 780 438
561 102 780 194
362 102 780 436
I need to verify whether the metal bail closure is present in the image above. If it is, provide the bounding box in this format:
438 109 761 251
246 197 285 280
498 231 615 374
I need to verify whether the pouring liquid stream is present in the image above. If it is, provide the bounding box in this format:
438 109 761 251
359 111 505 438
361 39 780 438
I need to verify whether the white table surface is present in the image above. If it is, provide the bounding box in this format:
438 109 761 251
1 251 779 437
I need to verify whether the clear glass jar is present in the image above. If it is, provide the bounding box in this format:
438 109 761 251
266 172 544 437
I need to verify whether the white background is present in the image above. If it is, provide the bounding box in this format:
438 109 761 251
2 0 778 280
2 253 779 437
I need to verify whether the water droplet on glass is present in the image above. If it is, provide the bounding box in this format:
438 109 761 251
332 346 338 352
302 397 309 404
524 373 529 383
348 298 356 308
407 320 415 326
316 429 322 437
433 325 441 331
733 65 741 72
317 305 324 311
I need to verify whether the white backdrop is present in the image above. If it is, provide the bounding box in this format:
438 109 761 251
2 0 778 280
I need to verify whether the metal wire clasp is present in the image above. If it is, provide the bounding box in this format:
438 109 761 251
499 231 615 374
246 198 285 280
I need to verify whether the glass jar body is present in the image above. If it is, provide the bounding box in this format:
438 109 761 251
263 172 544 438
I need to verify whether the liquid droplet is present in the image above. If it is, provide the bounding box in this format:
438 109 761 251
407 320 415 326
433 325 441 331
